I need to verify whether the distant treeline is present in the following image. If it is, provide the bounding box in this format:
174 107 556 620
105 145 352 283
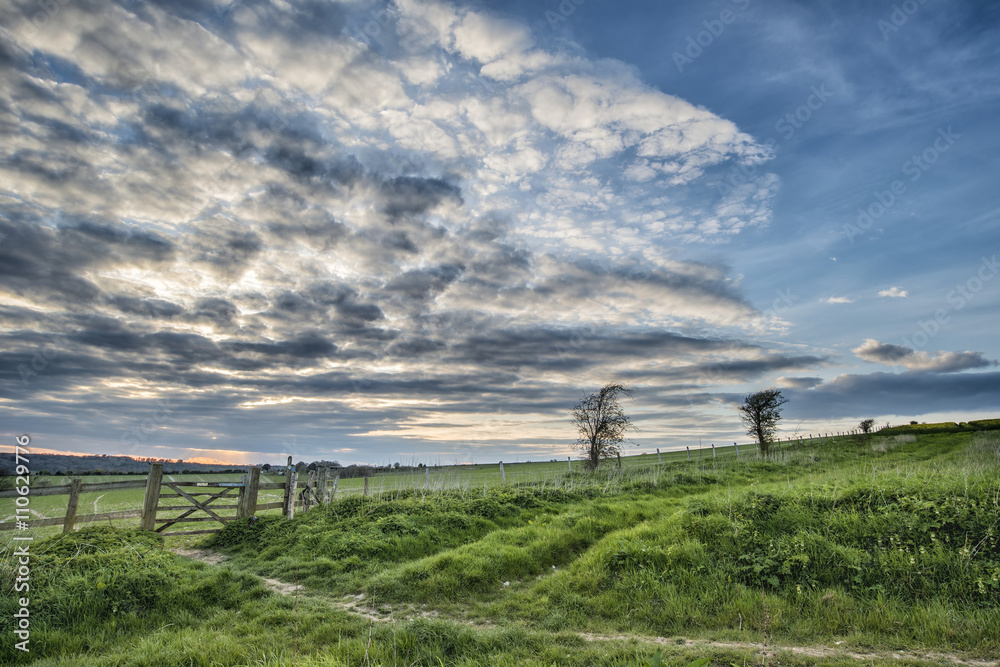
0 453 242 476
879 419 1000 436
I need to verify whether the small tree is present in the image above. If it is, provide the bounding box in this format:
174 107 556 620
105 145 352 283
571 383 636 471
737 388 788 458
856 418 877 444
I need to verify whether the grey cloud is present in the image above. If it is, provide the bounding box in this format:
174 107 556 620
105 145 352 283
380 176 463 219
787 371 1000 419
678 356 828 384
777 376 823 389
222 332 336 360
0 218 103 303
378 229 420 253
187 221 262 276
449 327 750 372
192 297 239 325
853 339 996 372
107 295 184 319
64 221 176 264
385 264 465 300
149 331 221 365
852 339 912 363
73 317 146 351
266 211 349 249
386 337 447 358
0 214 176 307
306 283 385 324
263 144 363 189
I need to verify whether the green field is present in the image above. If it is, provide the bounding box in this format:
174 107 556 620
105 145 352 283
2 432 998 666
1 445 740 543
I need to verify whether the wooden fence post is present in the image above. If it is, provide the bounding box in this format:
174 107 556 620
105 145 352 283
63 478 83 533
282 456 293 516
238 467 260 518
499 461 505 484
686 446 691 462
616 451 621 468
304 470 316 509
712 444 716 459
567 456 571 473
656 448 661 464
287 469 299 520
331 472 339 501
317 466 328 504
237 472 247 516
364 476 369 497
734 442 739 458
141 463 164 531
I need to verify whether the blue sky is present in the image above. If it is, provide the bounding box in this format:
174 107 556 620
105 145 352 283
1 0 998 466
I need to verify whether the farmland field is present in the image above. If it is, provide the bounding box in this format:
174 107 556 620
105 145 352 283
1 444 741 543
2 432 999 666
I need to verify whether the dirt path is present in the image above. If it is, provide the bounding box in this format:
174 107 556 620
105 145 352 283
169 547 999 667
579 633 999 666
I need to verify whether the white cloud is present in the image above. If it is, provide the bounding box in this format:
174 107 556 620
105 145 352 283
823 296 854 304
878 286 908 298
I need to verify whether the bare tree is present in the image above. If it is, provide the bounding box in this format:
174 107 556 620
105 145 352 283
737 388 788 458
572 383 636 470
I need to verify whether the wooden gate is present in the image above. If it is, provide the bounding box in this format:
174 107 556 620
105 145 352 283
141 463 260 536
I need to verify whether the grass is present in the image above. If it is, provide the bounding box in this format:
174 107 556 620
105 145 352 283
2 431 998 665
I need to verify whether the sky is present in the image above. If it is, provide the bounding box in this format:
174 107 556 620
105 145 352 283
1 0 998 467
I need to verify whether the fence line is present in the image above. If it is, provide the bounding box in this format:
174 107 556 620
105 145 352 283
2 426 897 534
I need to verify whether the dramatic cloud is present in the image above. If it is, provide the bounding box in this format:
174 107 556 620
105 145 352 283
0 0 794 462
852 339 996 373
1 0 996 463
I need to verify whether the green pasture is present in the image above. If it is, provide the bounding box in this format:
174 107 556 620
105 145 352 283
4 431 997 665
2 444 752 543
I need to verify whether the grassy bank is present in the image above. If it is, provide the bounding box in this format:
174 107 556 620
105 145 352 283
2 431 998 665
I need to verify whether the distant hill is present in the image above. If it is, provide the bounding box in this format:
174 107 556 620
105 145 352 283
1 453 246 475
